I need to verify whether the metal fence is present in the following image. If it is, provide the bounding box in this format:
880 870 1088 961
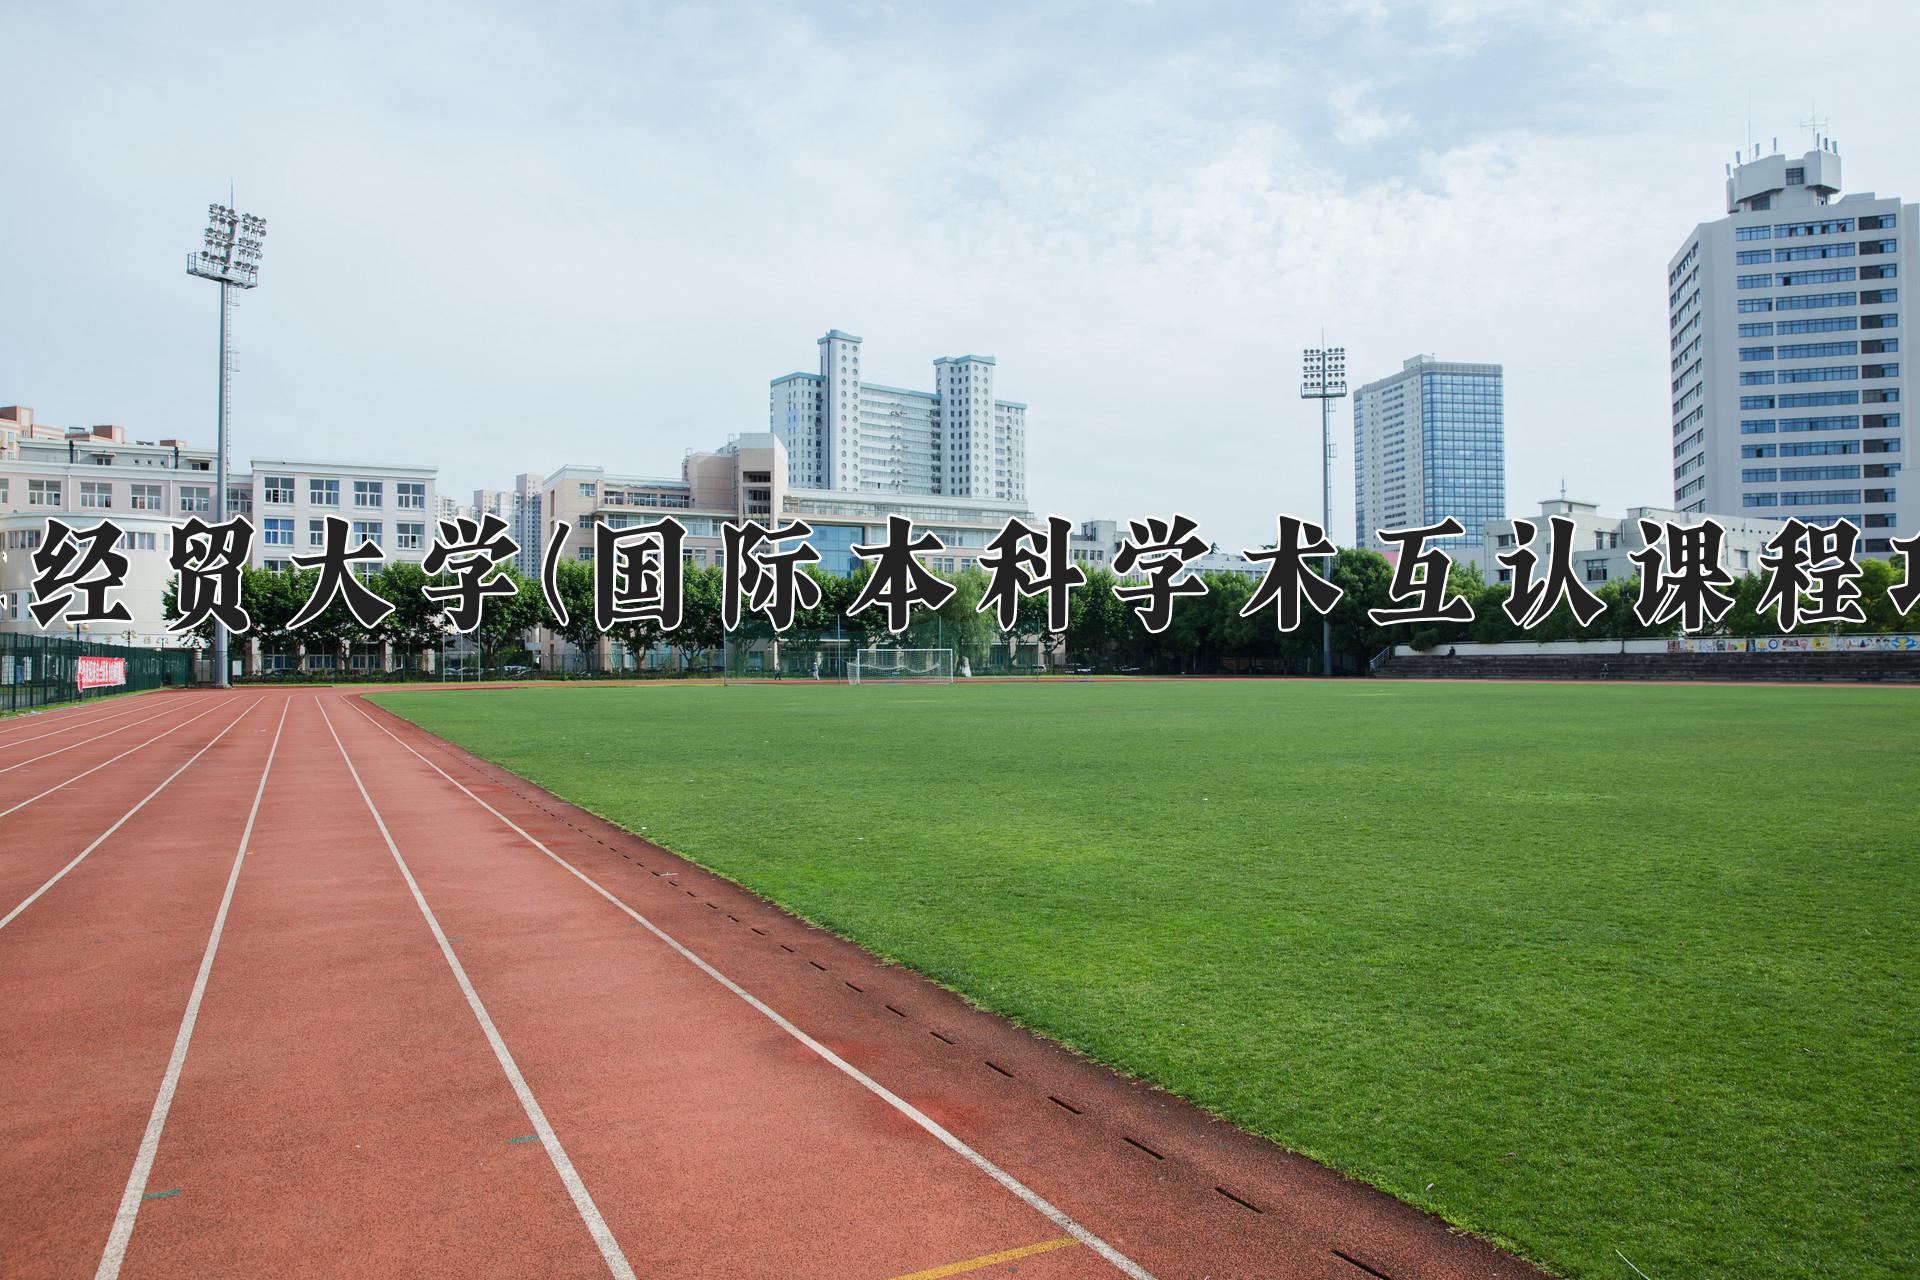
0 633 196 713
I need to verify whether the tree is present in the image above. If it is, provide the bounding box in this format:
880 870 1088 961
373 561 446 674
470 567 543 670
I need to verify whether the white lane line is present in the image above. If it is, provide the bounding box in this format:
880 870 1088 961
0 697 235 822
0 695 185 753
0 699 265 933
0 697 215 776
93 699 290 1280
351 700 1159 1280
318 699 637 1280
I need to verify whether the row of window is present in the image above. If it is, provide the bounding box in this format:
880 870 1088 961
1741 364 1901 386
1744 440 1874 458
1744 489 1896 507
261 477 427 509
1739 289 1900 313
1741 466 1869 483
259 518 430 551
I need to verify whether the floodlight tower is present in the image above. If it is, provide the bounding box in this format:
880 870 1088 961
1299 345 1346 677
186 202 266 689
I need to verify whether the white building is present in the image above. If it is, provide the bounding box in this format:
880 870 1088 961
1667 139 1911 553
1478 498 1786 590
769 330 1027 505
0 407 441 646
1 410 217 647
242 459 438 573
1353 355 1506 551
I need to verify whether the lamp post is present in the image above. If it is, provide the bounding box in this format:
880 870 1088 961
186 201 266 690
1299 345 1347 677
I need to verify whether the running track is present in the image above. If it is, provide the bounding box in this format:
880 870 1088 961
0 688 1546 1280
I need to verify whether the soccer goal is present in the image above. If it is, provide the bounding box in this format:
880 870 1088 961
848 647 955 684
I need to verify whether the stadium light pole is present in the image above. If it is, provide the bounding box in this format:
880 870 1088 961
186 201 266 689
1300 344 1347 677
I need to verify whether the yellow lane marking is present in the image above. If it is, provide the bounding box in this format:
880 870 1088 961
885 1235 1081 1280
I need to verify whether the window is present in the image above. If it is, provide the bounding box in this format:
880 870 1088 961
579 482 597 497
1738 299 1773 313
397 482 425 510
1859 213 1897 231
1778 366 1857 383
1776 292 1855 311
80 481 112 509
1776 218 1854 238
28 479 60 506
1776 267 1855 287
1743 493 1779 508
179 486 210 513
1782 465 1865 482
1736 225 1772 241
353 480 383 508
0 479 6 503
115 530 158 552
1740 395 1777 410
1776 341 1857 359
1859 239 1898 255
1863 363 1900 379
1777 316 1856 334
1775 243 1853 262
263 518 293 547
1785 166 1804 185
308 519 326 548
395 521 425 551
1739 346 1773 361
1738 322 1775 338
310 478 339 506
1737 249 1772 265
130 483 162 511
1742 468 1778 483
352 519 382 548
1737 273 1772 289
1739 371 1775 385
264 475 294 504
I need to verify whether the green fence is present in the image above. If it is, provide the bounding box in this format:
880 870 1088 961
0 633 196 714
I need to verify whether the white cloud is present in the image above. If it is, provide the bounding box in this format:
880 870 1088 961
1 0 1916 553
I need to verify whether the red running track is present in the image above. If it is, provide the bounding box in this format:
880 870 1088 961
0 687 1547 1280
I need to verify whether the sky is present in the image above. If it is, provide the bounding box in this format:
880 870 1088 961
4 0 1918 551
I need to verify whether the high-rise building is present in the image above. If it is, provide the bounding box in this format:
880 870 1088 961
474 472 543 578
1352 355 1505 550
769 330 1027 504
1667 139 1911 552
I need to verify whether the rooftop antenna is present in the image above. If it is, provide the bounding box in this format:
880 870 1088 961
1559 477 1567 501
1800 104 1828 150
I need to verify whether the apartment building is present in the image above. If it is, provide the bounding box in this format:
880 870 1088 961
769 330 1028 505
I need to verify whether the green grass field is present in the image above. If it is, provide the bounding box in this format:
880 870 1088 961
371 679 1920 1280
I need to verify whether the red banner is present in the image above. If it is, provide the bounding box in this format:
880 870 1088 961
76 656 127 690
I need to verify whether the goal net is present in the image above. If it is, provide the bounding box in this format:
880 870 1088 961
849 647 955 684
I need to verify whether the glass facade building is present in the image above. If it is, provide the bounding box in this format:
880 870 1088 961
1353 356 1506 551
